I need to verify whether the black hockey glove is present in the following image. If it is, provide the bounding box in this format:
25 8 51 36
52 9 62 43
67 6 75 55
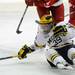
53 25 68 36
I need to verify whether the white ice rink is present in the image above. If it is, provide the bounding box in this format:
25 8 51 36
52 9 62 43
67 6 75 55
0 0 75 75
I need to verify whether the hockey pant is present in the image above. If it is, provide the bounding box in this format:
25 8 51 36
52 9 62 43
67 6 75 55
46 44 75 67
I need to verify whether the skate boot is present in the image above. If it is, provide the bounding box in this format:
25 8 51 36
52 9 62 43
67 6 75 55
57 62 73 70
73 58 75 65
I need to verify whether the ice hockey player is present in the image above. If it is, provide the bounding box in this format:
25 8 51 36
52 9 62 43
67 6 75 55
69 0 75 27
18 0 75 70
18 14 75 70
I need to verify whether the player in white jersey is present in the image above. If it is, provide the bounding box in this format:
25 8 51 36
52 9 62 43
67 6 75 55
18 15 75 70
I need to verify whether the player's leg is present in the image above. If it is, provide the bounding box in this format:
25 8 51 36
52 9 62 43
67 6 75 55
45 48 73 69
55 43 75 65
68 44 75 65
51 4 64 23
36 6 50 19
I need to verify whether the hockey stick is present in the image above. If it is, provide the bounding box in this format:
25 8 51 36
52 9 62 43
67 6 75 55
0 55 18 60
64 11 75 17
16 5 28 34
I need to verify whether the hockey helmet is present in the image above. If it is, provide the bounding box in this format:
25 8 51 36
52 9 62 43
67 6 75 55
39 15 53 25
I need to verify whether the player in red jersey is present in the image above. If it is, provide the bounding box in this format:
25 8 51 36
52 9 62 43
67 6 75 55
25 0 64 23
69 0 75 26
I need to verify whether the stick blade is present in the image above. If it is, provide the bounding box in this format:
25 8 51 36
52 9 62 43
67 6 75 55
16 30 22 34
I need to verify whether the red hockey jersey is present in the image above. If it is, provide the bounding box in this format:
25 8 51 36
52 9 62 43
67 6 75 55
25 0 58 8
34 0 58 8
69 0 75 5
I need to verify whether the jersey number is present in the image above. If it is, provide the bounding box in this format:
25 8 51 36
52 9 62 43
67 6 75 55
48 35 62 46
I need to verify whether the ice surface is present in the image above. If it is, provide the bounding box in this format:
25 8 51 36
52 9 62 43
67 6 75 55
0 1 75 75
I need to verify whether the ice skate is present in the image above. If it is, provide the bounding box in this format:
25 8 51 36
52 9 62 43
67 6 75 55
57 63 73 70
73 58 75 65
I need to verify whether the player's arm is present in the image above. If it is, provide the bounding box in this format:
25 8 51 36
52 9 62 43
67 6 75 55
18 43 46 60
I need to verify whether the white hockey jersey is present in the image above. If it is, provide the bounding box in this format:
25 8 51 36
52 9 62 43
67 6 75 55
35 22 75 49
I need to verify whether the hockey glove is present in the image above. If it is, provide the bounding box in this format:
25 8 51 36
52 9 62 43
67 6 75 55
18 45 34 59
53 25 68 36
25 0 34 6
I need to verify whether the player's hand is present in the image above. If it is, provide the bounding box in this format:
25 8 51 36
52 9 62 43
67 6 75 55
18 45 29 59
25 0 33 6
18 45 34 60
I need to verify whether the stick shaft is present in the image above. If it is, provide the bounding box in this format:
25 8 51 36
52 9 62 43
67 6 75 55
65 11 75 17
16 5 28 32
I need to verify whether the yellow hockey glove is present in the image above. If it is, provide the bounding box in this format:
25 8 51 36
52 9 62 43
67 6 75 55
18 45 34 60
